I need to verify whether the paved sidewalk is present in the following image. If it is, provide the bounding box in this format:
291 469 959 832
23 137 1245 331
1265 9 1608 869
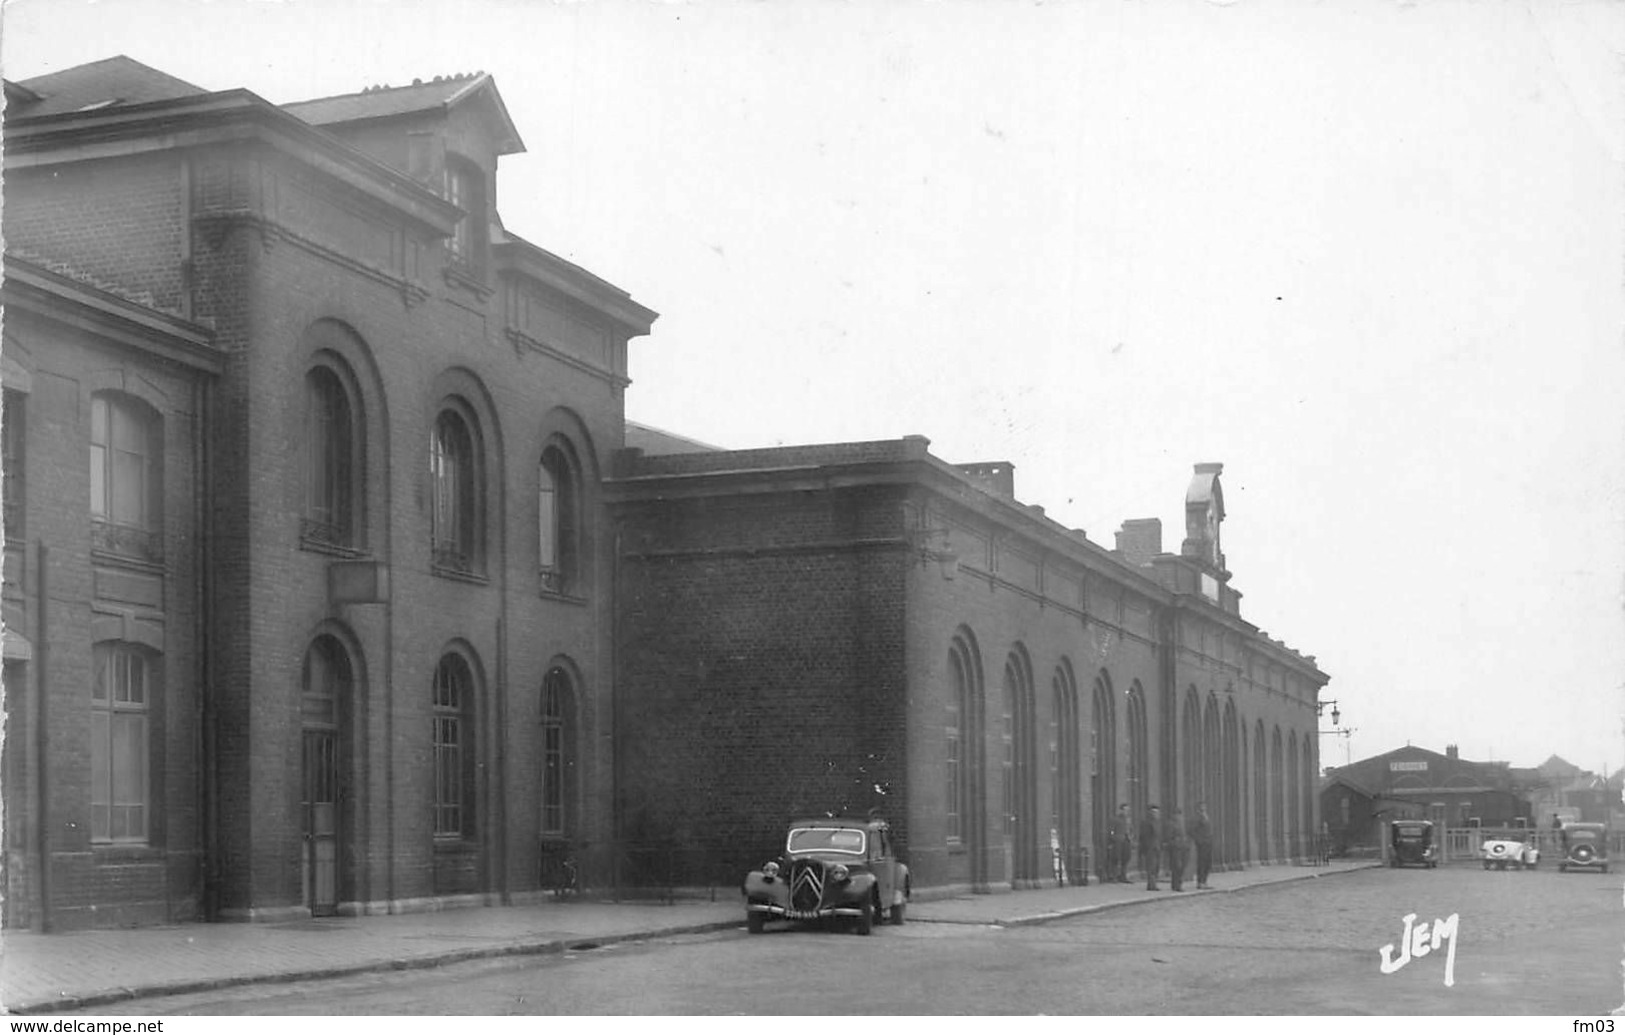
0 860 1377 1014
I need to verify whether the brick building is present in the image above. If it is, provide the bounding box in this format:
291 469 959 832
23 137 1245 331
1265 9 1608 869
1319 744 1533 852
608 438 1330 892
2 57 655 928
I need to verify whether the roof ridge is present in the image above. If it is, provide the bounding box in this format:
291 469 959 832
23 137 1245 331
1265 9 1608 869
286 71 485 106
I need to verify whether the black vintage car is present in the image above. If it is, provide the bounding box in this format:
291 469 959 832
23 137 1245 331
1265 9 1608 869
1558 822 1611 874
742 817 911 935
1390 819 1437 868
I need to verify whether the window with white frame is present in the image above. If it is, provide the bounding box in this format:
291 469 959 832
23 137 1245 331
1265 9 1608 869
430 409 478 573
91 643 151 843
541 667 572 837
538 443 578 594
433 654 473 837
304 367 356 549
90 393 162 561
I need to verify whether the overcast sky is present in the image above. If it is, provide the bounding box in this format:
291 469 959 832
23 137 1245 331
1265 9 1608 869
5 0 1622 774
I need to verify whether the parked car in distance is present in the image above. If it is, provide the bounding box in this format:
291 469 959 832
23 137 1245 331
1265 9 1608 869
1390 820 1437 868
742 816 910 935
1558 822 1610 874
1480 837 1539 870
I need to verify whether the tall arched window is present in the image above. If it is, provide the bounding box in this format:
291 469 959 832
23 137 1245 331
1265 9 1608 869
1003 647 1037 883
433 654 475 837
1126 682 1149 819
1254 719 1268 861
1182 688 1202 812
541 667 575 837
1051 662 1081 884
90 393 162 562
538 442 579 594
1287 732 1301 858
91 642 153 843
1091 673 1117 879
1271 726 1285 861
304 367 356 548
946 650 967 842
947 631 986 886
430 409 478 573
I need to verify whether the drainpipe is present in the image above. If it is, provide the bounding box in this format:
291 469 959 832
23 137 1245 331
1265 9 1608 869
197 376 219 920
33 541 50 932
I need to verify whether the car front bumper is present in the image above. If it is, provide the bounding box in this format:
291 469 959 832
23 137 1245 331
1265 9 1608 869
746 902 865 920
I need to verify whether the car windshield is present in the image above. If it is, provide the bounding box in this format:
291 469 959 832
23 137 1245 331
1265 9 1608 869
1567 829 1598 842
787 827 866 854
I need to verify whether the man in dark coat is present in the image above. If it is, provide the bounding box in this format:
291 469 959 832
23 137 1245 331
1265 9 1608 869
1110 803 1134 882
1165 806 1190 891
1139 805 1162 890
1191 801 1215 888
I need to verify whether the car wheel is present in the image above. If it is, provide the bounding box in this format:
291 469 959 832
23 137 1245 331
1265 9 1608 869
747 910 765 934
1603 864 1610 874
855 894 874 936
1559 863 1567 873
1496 861 1506 871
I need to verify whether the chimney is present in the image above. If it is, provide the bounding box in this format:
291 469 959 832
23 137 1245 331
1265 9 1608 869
1114 518 1162 568
1446 744 1458 760
955 462 1015 497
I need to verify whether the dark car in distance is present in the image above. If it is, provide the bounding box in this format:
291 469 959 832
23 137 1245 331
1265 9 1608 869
1558 822 1610 874
742 817 911 935
1390 819 1437 868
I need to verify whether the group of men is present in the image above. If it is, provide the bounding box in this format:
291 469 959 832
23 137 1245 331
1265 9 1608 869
1103 801 1214 892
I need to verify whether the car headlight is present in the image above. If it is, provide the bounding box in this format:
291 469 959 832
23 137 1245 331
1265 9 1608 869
830 864 850 882
763 861 780 878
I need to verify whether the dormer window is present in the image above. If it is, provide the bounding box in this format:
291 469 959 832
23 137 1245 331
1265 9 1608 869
444 156 487 279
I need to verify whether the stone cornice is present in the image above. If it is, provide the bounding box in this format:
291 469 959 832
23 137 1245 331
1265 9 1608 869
5 90 462 237
3 253 220 374
494 239 657 340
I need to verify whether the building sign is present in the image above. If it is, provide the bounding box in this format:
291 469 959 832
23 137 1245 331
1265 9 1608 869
1389 761 1429 772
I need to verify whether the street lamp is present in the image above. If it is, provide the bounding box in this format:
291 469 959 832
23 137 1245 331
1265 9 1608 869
1317 699 1341 727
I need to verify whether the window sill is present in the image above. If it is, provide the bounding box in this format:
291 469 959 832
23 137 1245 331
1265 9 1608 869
89 548 166 576
947 840 967 856
434 836 479 853
432 564 490 586
538 585 587 606
299 535 363 560
92 842 162 863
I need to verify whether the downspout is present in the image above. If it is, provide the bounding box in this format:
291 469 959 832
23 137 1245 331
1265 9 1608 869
197 375 219 920
33 541 49 931
495 612 508 905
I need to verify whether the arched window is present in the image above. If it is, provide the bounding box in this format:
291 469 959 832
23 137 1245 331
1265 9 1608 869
946 648 967 842
1125 682 1149 819
433 654 475 837
91 642 153 843
304 367 356 548
90 393 162 561
538 442 579 594
541 667 575 837
430 409 479 573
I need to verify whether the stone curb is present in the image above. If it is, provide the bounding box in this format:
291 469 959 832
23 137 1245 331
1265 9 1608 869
916 864 1384 929
4 919 745 1015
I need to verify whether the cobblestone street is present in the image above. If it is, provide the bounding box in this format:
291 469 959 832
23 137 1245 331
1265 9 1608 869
80 865 1621 1015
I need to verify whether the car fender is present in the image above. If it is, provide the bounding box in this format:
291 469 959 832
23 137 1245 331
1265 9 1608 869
844 870 878 899
742 872 792 904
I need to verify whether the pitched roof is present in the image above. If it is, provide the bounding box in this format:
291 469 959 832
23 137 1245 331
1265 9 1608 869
6 55 206 118
282 73 523 154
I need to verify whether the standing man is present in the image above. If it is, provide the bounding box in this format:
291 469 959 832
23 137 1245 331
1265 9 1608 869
1110 804 1134 883
1191 802 1215 888
1139 805 1162 891
1165 806 1190 892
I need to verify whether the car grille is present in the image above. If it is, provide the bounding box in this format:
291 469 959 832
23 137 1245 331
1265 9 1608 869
790 859 826 912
